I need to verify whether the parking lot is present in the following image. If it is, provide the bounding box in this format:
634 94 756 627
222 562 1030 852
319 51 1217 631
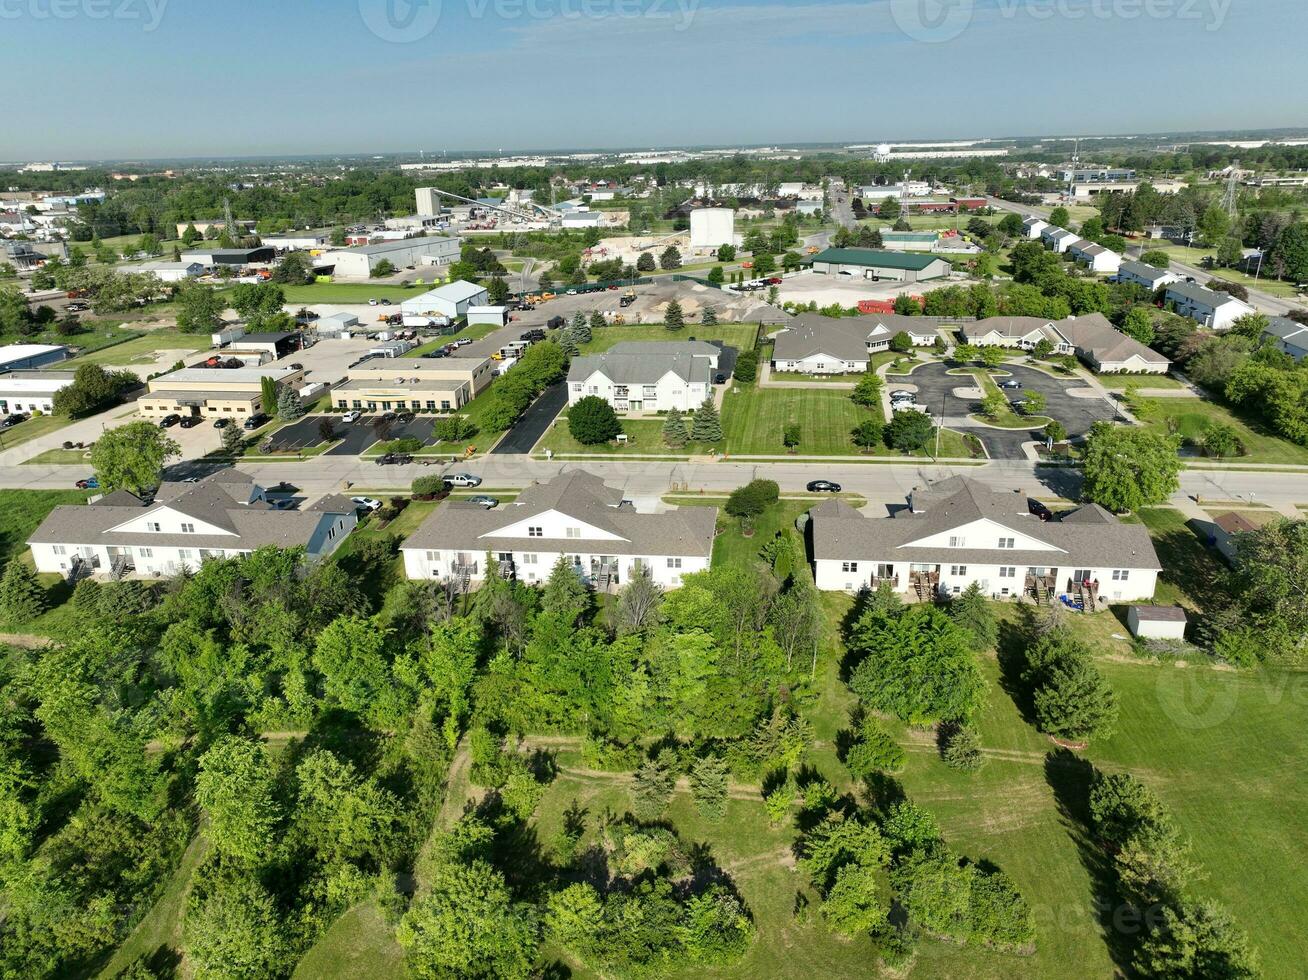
266 413 440 456
263 336 379 388
896 363 1120 459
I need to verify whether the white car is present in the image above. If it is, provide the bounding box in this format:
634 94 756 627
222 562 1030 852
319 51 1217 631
368 298 379 306
342 410 362 423
893 403 929 415
351 496 382 512
444 473 482 488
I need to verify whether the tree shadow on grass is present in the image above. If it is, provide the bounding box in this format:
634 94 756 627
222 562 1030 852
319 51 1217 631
1043 748 1136 977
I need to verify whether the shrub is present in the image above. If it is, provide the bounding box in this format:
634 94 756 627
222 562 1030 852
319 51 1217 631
942 723 985 772
411 475 448 497
567 396 622 445
725 479 780 520
433 415 478 443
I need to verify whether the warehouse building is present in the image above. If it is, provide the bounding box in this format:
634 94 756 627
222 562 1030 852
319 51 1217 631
322 236 460 278
689 208 736 254
810 248 950 283
118 260 205 282
0 370 76 414
332 357 495 413
181 246 275 267
0 343 69 372
138 366 304 420
400 280 489 322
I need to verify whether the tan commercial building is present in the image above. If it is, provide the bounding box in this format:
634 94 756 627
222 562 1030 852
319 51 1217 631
139 366 305 420
332 357 495 414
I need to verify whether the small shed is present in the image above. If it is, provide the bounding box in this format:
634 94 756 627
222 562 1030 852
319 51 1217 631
1126 605 1187 640
467 305 509 327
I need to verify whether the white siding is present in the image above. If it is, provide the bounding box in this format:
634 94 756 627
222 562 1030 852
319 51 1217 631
568 370 710 412
814 557 1158 602
403 547 708 590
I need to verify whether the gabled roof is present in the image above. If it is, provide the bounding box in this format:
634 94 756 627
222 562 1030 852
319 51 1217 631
772 314 871 362
606 341 720 360
1264 316 1308 351
960 317 1056 340
812 477 1161 570
1213 512 1258 535
402 471 717 559
29 470 352 552
1119 259 1175 283
811 248 944 271
568 351 710 386
1165 280 1246 308
1056 313 1170 366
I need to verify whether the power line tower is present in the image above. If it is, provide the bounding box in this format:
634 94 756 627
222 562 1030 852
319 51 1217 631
1222 162 1240 217
900 168 911 216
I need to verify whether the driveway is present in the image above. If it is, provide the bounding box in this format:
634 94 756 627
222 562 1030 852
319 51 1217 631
896 362 1120 459
492 382 567 455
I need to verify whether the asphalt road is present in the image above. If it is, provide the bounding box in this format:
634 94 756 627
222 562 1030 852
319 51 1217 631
492 382 567 455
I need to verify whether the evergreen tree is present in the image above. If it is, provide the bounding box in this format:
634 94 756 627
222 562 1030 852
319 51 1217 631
664 300 684 331
0 560 46 623
557 326 580 357
690 398 722 442
942 723 985 772
542 556 590 626
689 755 729 820
948 583 996 651
631 749 678 820
702 306 718 326
589 310 605 333
276 385 305 421
221 423 244 457
662 408 689 447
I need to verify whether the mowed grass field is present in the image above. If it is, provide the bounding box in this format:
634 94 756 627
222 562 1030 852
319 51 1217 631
578 322 761 355
66 329 199 366
1134 397 1308 465
0 489 89 565
276 282 443 304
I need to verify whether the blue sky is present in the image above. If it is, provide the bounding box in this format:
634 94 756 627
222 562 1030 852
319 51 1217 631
1 0 1302 159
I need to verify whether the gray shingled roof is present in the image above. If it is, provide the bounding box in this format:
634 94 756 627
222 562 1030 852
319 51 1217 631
1264 316 1308 350
402 470 716 559
772 314 871 362
812 477 1160 570
606 341 721 361
1056 313 1170 366
1166 280 1244 307
1119 259 1174 284
29 471 352 552
568 351 710 385
960 317 1056 340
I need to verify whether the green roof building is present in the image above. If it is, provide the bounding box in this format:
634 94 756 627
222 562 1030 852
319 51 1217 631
811 248 951 282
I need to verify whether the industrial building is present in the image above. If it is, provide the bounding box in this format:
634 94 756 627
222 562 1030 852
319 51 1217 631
322 236 460 278
689 208 736 254
332 356 496 413
400 280 489 323
0 343 69 372
118 260 205 282
0 370 75 414
138 366 304 420
809 248 950 283
181 247 275 267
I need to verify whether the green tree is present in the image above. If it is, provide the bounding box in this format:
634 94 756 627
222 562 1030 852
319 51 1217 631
1122 306 1155 344
270 252 313 285
175 282 226 334
886 410 933 452
568 395 621 444
1024 630 1118 743
662 407 689 447
893 294 919 317
1049 206 1070 228
689 754 729 820
1081 422 1181 512
717 243 737 262
90 421 180 495
664 299 684 330
433 415 478 443
851 373 883 407
1140 249 1171 269
980 391 1009 419
1134 900 1259 980
398 861 539 980
487 274 510 305
184 871 291 980
851 418 884 451
942 723 985 772
221 423 245 456
690 398 722 442
636 252 656 272
948 582 996 650
701 305 718 325
1045 419 1068 443
752 252 776 276
1198 204 1231 246
195 736 281 863
275 385 304 421
542 556 590 625
782 421 801 450
707 265 725 284
631 748 678 820
847 605 986 724
0 560 47 623
371 258 396 278
725 479 780 524
660 245 682 270
1020 390 1047 416
879 196 901 220
979 346 1005 369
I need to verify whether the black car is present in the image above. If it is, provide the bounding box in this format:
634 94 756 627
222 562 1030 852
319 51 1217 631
1 413 28 429
159 414 182 428
1028 499 1053 522
243 413 269 431
998 380 1023 390
396 411 416 423
714 373 727 385
376 453 414 466
179 416 202 429
807 480 842 493
213 418 230 429
380 411 398 422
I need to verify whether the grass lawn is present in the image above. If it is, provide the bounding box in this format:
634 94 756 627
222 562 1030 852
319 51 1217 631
1133 397 1308 465
721 387 876 455
0 412 76 450
276 282 440 304
292 902 407 980
1151 244 1299 298
1128 507 1229 612
1099 373 1189 391
578 322 760 355
66 329 197 366
537 417 702 457
22 446 92 465
0 488 88 565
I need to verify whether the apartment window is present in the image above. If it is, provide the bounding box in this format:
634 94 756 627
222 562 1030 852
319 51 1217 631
52 545 66 556
522 554 538 565
948 535 966 548
425 551 440 561
528 526 543 538
147 522 162 533
1112 569 1130 582
841 561 858 573
997 537 1015 550
566 527 581 539
588 386 599 395
877 563 894 579
999 567 1016 579
667 557 682 569
950 565 968 576
139 547 153 558
643 386 657 399
570 383 583 393
180 523 195 534
178 549 193 560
